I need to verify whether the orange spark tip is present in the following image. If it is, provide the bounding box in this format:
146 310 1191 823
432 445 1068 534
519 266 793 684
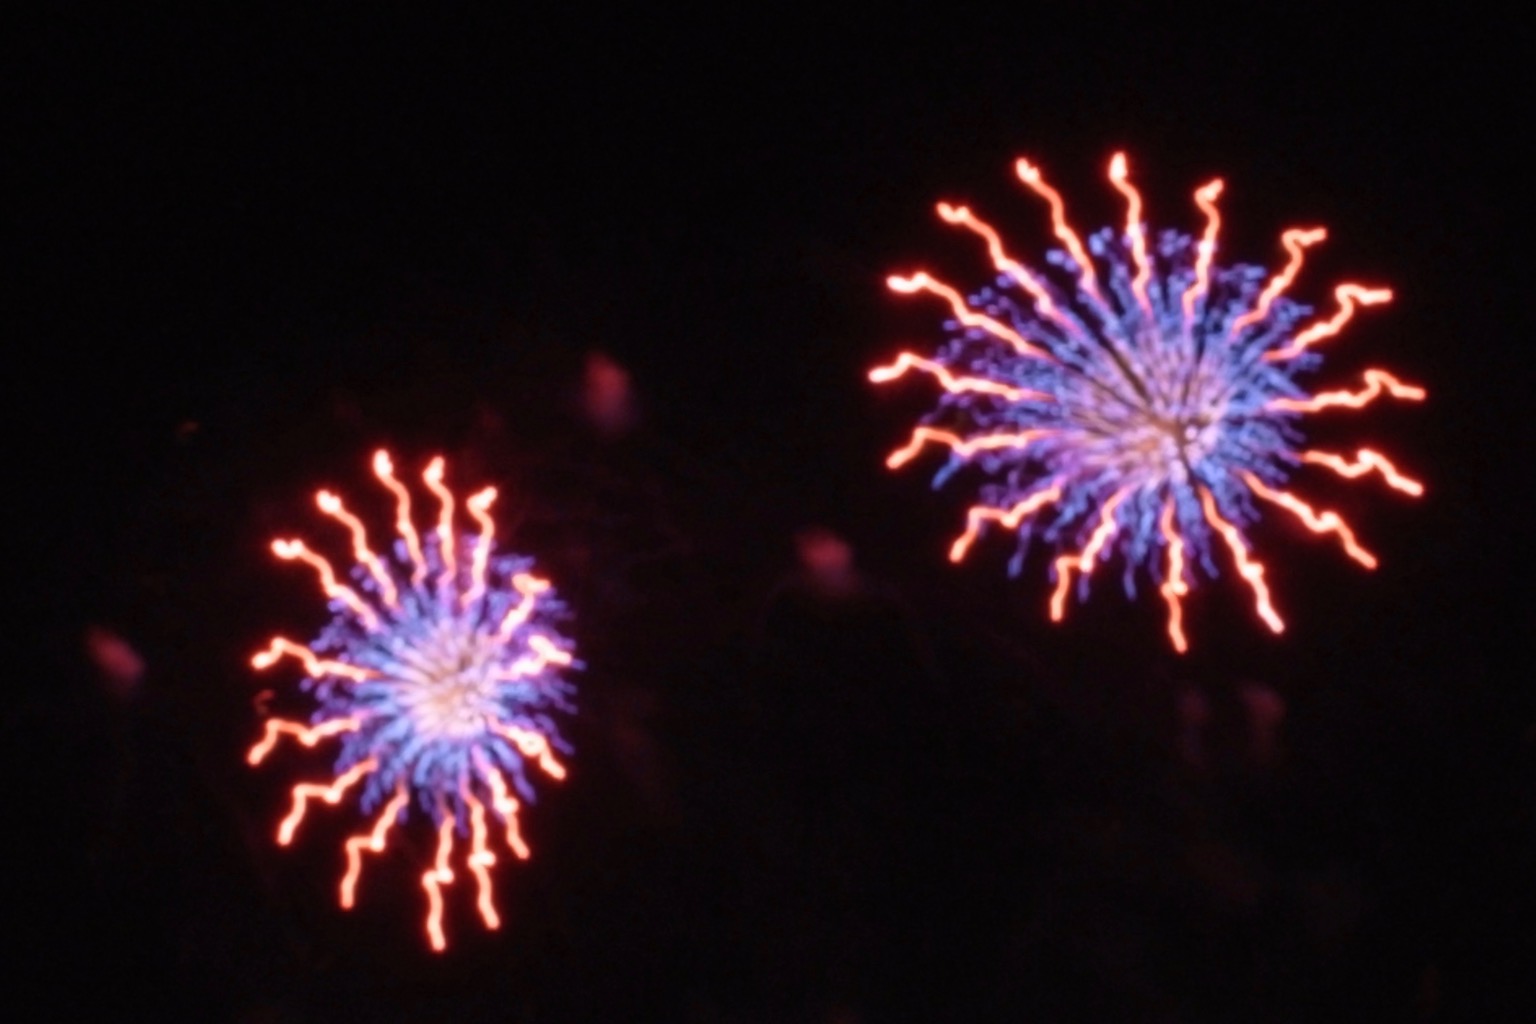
1158 501 1190 654
1265 284 1394 362
1268 368 1425 414
1200 489 1285 635
1302 448 1425 496
1243 472 1377 569
1048 491 1128 622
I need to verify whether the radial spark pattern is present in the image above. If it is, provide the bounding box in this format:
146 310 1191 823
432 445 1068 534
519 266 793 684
873 152 1425 650
249 450 575 950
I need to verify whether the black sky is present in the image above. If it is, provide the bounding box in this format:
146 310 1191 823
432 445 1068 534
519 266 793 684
16 7 1533 1021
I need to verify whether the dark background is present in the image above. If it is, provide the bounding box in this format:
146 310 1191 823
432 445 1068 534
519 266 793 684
16 7 1531 1021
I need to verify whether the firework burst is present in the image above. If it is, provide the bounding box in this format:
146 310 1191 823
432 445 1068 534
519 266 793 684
874 152 1424 651
249 450 575 950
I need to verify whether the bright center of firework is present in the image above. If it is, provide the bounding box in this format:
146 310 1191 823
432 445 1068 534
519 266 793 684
396 622 505 741
872 152 1425 652
248 450 576 952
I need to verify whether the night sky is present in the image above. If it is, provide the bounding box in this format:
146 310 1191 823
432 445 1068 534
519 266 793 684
18 8 1532 1021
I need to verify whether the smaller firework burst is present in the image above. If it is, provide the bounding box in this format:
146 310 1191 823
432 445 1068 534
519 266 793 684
249 450 575 951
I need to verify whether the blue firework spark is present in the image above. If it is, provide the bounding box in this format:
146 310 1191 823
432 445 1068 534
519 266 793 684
873 152 1424 651
249 450 574 951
